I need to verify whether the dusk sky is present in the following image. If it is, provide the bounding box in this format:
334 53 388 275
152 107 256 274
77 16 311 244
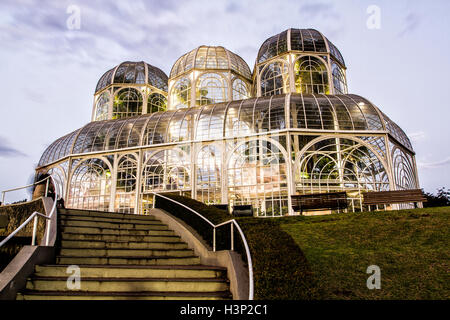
0 0 449 202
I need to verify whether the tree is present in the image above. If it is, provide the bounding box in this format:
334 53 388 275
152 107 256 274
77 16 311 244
423 187 450 207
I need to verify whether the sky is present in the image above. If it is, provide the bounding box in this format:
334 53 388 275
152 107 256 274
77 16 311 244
0 0 449 202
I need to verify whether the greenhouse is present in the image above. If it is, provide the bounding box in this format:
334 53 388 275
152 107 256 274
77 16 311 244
36 28 420 216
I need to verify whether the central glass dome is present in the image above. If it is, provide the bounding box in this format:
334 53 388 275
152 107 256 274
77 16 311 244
170 46 252 80
168 46 252 110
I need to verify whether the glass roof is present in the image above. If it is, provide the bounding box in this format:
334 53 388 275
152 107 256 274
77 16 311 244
257 28 346 67
95 61 168 93
170 46 252 80
38 93 412 167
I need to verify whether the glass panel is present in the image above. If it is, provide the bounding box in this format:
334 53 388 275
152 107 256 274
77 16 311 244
260 61 289 96
112 88 143 119
294 56 329 94
115 154 138 213
147 92 167 113
170 77 191 109
196 73 228 105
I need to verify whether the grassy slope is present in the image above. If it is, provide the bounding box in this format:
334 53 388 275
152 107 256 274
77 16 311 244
280 207 449 299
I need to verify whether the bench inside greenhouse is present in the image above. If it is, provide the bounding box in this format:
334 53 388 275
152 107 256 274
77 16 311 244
291 192 348 214
232 205 253 217
363 189 427 208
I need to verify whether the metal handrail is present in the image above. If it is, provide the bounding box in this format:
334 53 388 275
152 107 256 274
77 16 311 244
1 176 51 205
152 192 254 300
0 211 49 247
0 175 59 248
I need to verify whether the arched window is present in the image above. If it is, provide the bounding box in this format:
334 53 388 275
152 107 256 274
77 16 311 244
147 92 167 113
116 154 137 213
294 56 329 94
232 78 250 100
170 77 191 109
332 62 347 94
295 137 390 212
196 73 228 105
112 88 143 119
68 158 112 211
227 140 288 216
94 92 110 121
260 61 289 96
141 149 190 193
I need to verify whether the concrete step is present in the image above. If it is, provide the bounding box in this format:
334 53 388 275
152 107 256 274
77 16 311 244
60 239 188 250
59 214 164 225
61 232 180 242
58 209 157 221
59 247 195 258
25 277 229 292
59 219 169 230
59 225 174 236
17 290 231 300
56 255 201 266
35 265 227 279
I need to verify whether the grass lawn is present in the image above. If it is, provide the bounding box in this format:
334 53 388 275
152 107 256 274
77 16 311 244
279 207 449 299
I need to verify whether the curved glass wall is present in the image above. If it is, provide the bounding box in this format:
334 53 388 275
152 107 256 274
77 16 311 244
332 62 347 94
38 93 406 167
94 92 110 121
170 77 191 109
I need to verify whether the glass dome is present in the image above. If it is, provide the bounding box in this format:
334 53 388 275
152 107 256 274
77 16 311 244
95 61 169 93
170 46 252 80
38 93 412 167
257 28 346 67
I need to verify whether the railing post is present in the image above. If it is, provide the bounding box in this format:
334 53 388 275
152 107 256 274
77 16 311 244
45 178 49 197
45 219 51 246
213 228 216 252
230 222 234 251
31 215 38 246
1 191 4 205
152 194 156 209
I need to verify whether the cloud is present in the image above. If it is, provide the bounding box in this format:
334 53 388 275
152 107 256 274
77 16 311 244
0 138 27 158
23 88 47 104
0 0 187 69
418 157 450 169
398 13 421 37
407 131 426 142
299 3 331 18
298 1 343 39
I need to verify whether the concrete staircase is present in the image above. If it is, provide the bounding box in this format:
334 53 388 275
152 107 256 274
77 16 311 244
17 208 231 300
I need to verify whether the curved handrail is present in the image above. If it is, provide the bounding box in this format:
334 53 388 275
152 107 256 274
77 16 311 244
0 175 59 248
0 211 48 247
1 175 52 205
151 192 254 300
